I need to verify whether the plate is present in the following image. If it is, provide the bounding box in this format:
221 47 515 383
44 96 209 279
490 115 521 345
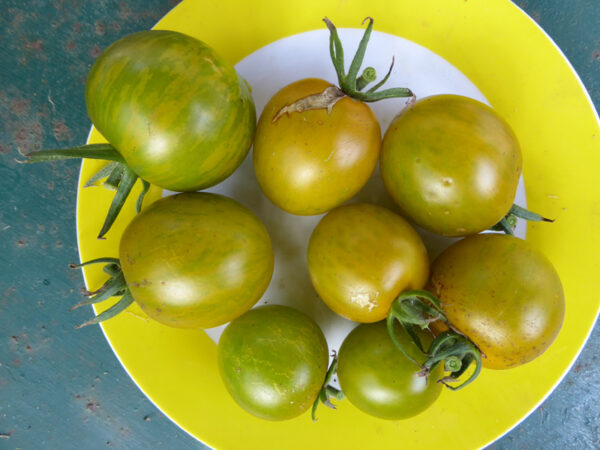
76 1 600 448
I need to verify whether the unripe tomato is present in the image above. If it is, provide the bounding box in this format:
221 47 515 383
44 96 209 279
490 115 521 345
119 193 274 328
381 94 522 236
428 234 565 369
218 305 329 420
86 30 256 192
307 203 429 322
337 321 442 420
253 78 381 215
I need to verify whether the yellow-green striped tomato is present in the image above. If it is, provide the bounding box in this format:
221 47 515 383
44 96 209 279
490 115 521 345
307 203 429 323
86 30 256 191
119 193 274 329
381 94 522 236
218 305 329 420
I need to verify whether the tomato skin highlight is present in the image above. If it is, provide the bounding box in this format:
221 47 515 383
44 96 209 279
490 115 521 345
337 321 442 420
217 305 329 421
428 234 565 369
119 192 274 329
85 30 256 191
307 203 429 323
253 78 381 215
380 94 522 236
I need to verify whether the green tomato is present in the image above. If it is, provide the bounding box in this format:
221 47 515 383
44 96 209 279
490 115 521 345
380 94 522 236
217 305 329 420
119 192 274 328
428 233 565 369
337 321 443 420
86 30 256 191
307 203 429 323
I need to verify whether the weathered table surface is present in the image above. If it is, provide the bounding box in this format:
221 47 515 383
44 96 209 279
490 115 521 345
1 1 599 448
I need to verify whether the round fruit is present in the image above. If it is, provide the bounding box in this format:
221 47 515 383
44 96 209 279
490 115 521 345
428 233 565 369
307 203 429 323
337 321 443 420
217 305 329 420
86 30 256 191
380 94 522 236
119 192 274 329
253 78 381 215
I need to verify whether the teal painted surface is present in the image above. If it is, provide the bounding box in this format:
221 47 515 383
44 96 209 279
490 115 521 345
0 1 598 448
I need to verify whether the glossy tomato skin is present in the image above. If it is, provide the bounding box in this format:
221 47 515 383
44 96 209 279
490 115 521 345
428 234 565 369
217 305 329 421
381 94 522 236
119 192 274 329
86 30 256 191
307 203 429 323
253 78 381 215
338 321 442 420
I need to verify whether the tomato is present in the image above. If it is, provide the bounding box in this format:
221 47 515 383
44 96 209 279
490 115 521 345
253 78 381 215
307 203 429 323
119 192 274 329
217 305 329 421
427 233 565 369
337 321 443 420
86 30 256 191
380 94 522 236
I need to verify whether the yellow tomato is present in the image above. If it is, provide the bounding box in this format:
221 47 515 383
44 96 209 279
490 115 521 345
253 78 381 215
307 203 429 322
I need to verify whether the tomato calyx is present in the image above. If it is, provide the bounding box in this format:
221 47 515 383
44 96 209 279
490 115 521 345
311 352 345 422
21 144 150 239
419 331 482 391
323 17 413 102
491 203 554 235
386 290 483 390
386 290 447 366
69 257 133 328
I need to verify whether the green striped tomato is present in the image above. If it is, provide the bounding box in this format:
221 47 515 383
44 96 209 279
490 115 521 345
85 30 256 191
119 192 274 329
218 305 329 420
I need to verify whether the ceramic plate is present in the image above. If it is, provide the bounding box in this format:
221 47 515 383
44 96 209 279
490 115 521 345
76 1 600 448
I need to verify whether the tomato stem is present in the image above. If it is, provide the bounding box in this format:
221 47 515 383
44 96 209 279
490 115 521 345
355 67 377 91
323 17 413 101
491 203 554 235
420 330 482 390
311 353 344 422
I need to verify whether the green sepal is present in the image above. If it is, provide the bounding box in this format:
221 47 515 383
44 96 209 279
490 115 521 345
323 17 413 102
23 143 151 238
137 179 151 214
420 330 482 391
96 165 139 239
386 290 447 366
311 354 345 422
491 203 554 234
70 258 134 328
84 161 120 188
75 290 134 329
23 143 125 164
